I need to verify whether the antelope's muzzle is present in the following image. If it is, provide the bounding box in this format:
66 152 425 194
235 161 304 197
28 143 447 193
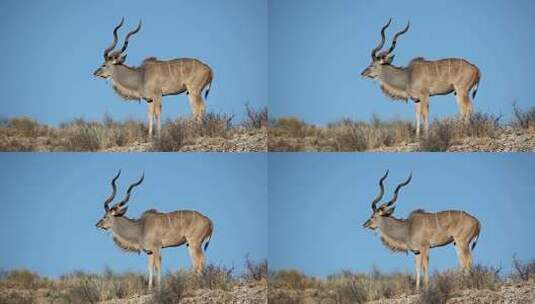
93 68 103 78
95 219 106 230
361 67 371 77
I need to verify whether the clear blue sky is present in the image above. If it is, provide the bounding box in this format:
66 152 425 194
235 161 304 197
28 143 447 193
269 0 535 125
0 0 267 126
0 153 267 278
269 153 535 278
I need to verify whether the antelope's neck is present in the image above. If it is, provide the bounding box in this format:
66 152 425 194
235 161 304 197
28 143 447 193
378 216 410 249
380 65 409 92
111 65 143 92
111 216 142 245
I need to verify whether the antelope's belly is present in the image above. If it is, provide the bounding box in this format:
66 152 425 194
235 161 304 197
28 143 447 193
430 83 454 96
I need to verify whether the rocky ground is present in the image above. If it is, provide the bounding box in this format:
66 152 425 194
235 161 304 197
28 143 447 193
0 280 267 304
269 127 535 152
370 127 535 152
104 128 267 152
0 128 267 152
269 280 535 304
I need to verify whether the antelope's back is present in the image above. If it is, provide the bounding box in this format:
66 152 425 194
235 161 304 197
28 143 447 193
141 209 212 247
409 209 478 234
408 58 478 95
141 58 212 95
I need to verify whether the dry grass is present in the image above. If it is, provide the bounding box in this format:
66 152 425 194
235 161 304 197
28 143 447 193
244 104 268 129
0 105 266 151
269 261 515 303
420 113 501 151
152 112 234 152
244 255 268 281
269 267 414 303
512 254 535 281
513 102 535 129
269 111 504 152
0 264 245 304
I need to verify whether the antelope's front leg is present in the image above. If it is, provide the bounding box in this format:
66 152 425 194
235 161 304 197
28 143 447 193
154 97 162 137
415 252 422 290
147 101 155 137
415 101 422 138
147 253 154 290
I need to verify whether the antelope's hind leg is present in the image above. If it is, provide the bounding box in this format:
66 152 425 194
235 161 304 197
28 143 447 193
456 241 473 272
454 88 473 123
187 92 205 122
187 241 205 273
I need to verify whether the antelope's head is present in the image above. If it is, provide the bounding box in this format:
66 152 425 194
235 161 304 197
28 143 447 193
362 170 412 230
361 19 410 79
96 170 144 230
93 18 142 79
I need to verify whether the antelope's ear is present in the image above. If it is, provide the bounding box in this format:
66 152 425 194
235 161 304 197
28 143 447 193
381 54 394 64
114 207 128 216
383 207 396 216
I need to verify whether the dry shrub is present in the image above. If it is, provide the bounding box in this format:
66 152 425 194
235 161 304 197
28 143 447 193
59 269 145 303
64 277 101 304
326 268 413 301
460 264 501 290
58 117 148 151
60 120 105 151
244 104 268 129
7 117 48 137
271 269 314 290
326 117 414 151
464 112 501 138
198 264 234 290
421 113 501 151
328 272 368 304
513 103 535 129
151 272 186 304
196 112 234 137
512 255 535 281
153 113 233 151
271 117 310 138
420 118 456 151
418 265 501 304
152 119 192 151
244 256 268 281
0 269 47 289
160 265 234 292
417 271 455 304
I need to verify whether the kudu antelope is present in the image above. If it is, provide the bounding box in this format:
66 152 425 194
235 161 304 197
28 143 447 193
93 19 214 137
361 19 481 137
95 171 214 289
362 171 481 289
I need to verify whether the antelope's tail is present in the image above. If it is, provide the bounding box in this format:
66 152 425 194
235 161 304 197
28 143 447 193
204 69 214 100
471 67 481 99
471 219 481 251
203 220 214 251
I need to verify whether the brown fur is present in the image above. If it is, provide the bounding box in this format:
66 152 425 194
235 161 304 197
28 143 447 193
380 234 409 253
112 82 142 101
112 234 142 253
380 82 409 101
363 173 481 289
